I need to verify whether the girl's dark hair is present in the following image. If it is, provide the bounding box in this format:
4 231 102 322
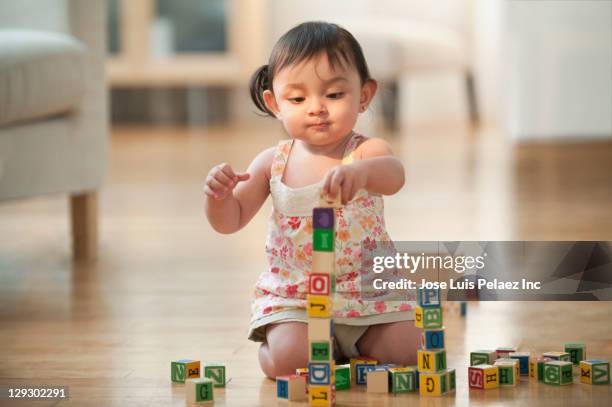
249 21 372 117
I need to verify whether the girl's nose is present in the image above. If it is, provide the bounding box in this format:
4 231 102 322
307 98 327 116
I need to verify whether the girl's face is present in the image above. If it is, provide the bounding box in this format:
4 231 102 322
263 53 377 146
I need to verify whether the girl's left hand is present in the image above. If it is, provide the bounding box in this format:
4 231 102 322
322 161 368 205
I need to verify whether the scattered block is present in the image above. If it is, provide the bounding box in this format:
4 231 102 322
388 367 416 393
355 362 377 385
418 349 447 372
542 351 571 362
350 357 377 383
366 368 389 393
171 359 200 383
415 306 443 329
529 357 550 381
509 352 530 376
468 364 499 389
495 359 519 386
203 363 226 387
470 350 497 366
186 378 214 404
419 371 448 396
580 360 610 385
277 375 307 401
496 347 517 359
445 368 456 393
309 385 335 406
543 360 573 386
308 318 333 341
564 343 586 365
418 287 441 308
422 329 445 350
334 365 350 390
406 365 420 389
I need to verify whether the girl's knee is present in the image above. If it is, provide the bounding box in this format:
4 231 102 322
259 322 309 378
357 321 421 365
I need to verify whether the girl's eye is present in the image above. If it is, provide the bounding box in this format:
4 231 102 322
288 97 305 103
327 92 344 99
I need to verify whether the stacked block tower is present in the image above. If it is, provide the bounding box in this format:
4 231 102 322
416 287 456 396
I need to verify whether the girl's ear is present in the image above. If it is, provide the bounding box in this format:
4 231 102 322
359 79 378 113
263 90 282 119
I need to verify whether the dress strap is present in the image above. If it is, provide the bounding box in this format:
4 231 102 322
341 131 368 165
270 139 294 180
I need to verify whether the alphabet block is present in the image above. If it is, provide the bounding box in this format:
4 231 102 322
419 371 447 396
468 365 499 389
415 306 443 329
422 329 445 350
580 360 610 385
529 357 551 381
446 368 456 392
312 251 335 274
204 363 226 387
350 357 377 383
418 349 447 372
564 343 586 365
495 359 519 386
307 294 332 318
277 375 307 401
313 229 334 252
309 362 332 386
388 367 416 393
309 273 332 295
542 351 571 362
171 359 200 383
310 341 332 362
417 287 441 308
366 368 389 393
496 347 517 359
334 365 350 390
543 361 573 386
470 350 497 366
355 363 377 385
308 318 333 341
509 352 530 376
186 378 214 404
309 385 335 406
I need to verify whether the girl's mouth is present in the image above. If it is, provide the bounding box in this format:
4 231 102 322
309 122 331 130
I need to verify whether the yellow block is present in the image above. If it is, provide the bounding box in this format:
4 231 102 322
186 361 200 380
350 357 377 382
415 306 423 328
307 295 332 318
481 365 499 389
418 350 444 373
309 385 334 406
580 361 592 384
419 372 444 396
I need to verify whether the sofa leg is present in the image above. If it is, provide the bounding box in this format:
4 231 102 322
70 191 98 260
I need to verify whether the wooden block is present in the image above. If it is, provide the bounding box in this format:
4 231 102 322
422 328 445 350
171 359 200 383
468 365 499 389
355 362 377 385
349 357 377 383
366 368 389 393
417 287 441 308
308 318 333 341
419 371 447 396
542 351 571 362
313 229 334 252
496 347 517 359
334 365 350 390
309 362 333 386
564 343 586 365
495 359 519 386
310 340 333 362
203 363 226 387
312 251 335 275
446 368 456 393
313 208 335 229
307 294 332 318
415 306 443 329
418 349 447 372
470 350 497 366
580 360 610 385
528 357 551 381
186 378 214 404
309 273 332 295
309 385 335 406
406 365 420 389
388 367 416 393
509 352 530 376
277 374 307 401
543 360 573 385
319 191 342 208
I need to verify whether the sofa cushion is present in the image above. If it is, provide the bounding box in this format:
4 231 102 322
0 30 85 126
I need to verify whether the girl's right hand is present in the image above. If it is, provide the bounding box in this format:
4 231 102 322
204 163 250 200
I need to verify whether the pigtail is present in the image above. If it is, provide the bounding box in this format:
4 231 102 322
249 64 275 117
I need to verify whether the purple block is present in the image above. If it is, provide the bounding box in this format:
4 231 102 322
313 208 334 229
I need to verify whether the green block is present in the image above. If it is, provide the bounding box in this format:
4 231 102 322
204 364 226 388
423 307 443 329
335 365 351 390
195 379 214 401
311 342 331 361
171 359 200 383
447 369 456 392
389 369 416 393
470 350 495 366
544 361 573 386
564 343 585 365
497 364 515 385
313 228 334 251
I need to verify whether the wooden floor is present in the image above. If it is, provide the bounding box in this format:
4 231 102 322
1 121 611 406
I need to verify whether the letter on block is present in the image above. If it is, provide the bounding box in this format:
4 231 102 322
422 329 445 350
470 350 497 366
542 351 571 362
309 385 335 406
366 368 389 393
335 365 350 390
469 365 499 389
419 371 447 396
355 363 377 385
580 360 610 385
313 229 334 252
204 363 226 387
350 357 377 383
186 378 214 404
310 341 332 362
509 352 530 376
564 343 586 365
543 361 573 386
418 287 441 308
307 295 332 318
277 375 307 401
309 362 332 386
313 208 334 229
495 360 518 386
308 318 333 342
171 359 200 383
418 349 447 373
310 273 331 295
446 368 456 392
415 306 443 329
388 367 416 393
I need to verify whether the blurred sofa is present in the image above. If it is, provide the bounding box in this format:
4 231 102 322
0 0 107 259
